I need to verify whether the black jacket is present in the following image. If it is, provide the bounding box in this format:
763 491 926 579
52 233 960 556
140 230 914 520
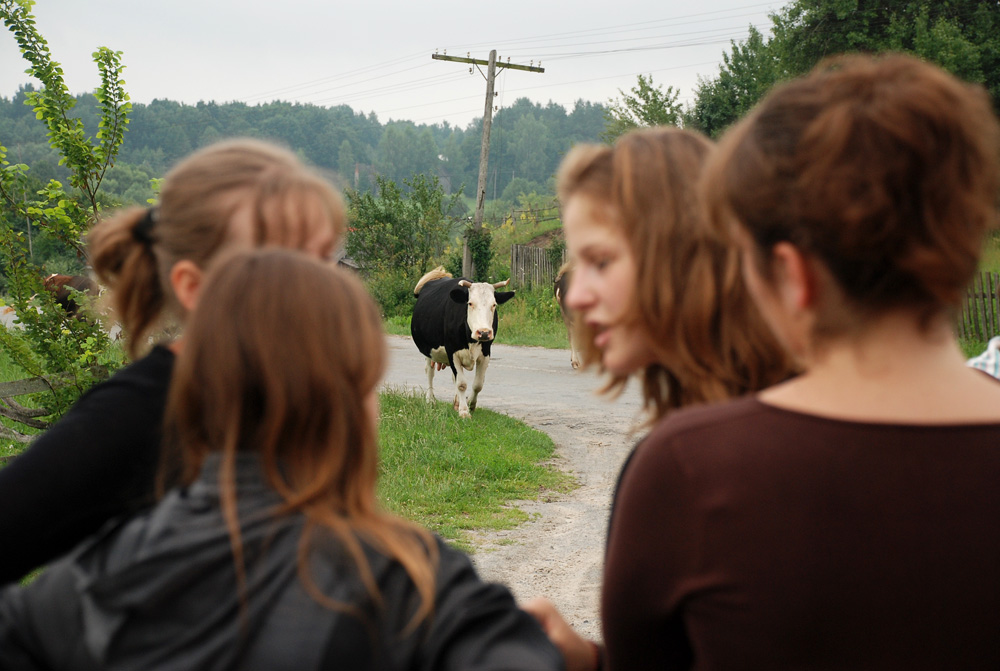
0 454 564 671
0 345 175 585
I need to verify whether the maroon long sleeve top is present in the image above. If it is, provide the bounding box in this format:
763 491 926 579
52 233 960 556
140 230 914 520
603 396 1000 670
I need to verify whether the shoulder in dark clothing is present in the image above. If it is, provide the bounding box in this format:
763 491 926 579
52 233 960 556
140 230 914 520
0 345 176 586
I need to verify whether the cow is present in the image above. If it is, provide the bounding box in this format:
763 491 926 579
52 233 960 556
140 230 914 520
553 262 581 369
42 273 100 318
410 266 515 418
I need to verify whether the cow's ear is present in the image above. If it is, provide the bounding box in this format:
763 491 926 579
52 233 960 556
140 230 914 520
450 286 469 303
495 291 516 305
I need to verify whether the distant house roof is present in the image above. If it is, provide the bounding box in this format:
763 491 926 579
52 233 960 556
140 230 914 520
332 247 359 270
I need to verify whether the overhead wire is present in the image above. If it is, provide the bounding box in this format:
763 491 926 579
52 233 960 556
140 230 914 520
234 0 788 124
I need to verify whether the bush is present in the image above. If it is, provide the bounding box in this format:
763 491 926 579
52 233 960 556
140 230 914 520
362 267 420 320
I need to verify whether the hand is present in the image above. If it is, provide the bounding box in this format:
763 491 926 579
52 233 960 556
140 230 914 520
522 597 600 671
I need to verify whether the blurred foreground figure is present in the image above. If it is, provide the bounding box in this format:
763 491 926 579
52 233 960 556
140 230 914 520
524 125 793 669
606 54 1000 671
0 249 563 671
0 138 347 586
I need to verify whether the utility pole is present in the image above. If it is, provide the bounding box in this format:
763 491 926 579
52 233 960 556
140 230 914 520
433 50 544 279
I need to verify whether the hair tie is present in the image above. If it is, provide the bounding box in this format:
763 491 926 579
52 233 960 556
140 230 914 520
133 207 158 246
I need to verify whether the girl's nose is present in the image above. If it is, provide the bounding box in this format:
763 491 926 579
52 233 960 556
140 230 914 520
565 275 589 311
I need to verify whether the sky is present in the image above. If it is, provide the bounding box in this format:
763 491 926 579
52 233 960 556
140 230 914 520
1 0 784 129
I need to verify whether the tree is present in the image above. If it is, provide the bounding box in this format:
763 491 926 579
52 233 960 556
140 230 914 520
602 74 683 142
0 0 130 439
687 26 783 137
337 139 355 185
507 114 550 184
689 1 1000 137
345 173 460 276
769 0 1000 103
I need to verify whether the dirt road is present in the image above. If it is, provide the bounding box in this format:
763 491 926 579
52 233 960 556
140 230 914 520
381 335 647 640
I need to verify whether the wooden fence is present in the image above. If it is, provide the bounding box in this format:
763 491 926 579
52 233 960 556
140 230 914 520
958 271 1000 341
510 244 568 289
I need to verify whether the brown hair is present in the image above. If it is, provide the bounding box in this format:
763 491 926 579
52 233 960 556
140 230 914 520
704 53 1000 336
88 138 347 357
165 248 437 629
558 127 793 421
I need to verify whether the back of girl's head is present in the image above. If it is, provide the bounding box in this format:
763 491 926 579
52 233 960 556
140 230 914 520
168 248 384 494
88 138 347 357
166 248 436 628
705 53 1000 331
557 127 793 418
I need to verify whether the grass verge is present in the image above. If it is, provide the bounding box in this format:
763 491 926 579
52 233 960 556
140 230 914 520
377 389 574 551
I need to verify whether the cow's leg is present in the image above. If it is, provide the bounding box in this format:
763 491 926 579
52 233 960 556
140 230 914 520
451 354 472 418
564 315 581 369
469 354 489 413
424 357 436 402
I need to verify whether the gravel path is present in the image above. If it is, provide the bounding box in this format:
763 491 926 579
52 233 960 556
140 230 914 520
381 335 647 641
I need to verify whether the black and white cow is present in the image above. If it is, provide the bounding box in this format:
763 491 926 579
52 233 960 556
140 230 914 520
411 267 515 417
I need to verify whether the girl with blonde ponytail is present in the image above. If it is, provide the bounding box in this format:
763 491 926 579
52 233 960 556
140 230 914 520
0 138 345 585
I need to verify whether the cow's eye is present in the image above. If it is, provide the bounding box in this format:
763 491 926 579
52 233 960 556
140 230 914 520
469 302 475 308
491 304 496 311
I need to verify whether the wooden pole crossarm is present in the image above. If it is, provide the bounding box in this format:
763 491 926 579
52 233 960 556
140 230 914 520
431 53 544 73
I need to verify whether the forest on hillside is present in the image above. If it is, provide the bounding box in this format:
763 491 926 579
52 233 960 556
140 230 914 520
0 87 606 208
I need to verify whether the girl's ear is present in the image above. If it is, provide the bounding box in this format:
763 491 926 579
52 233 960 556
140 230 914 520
760 241 822 362
170 259 204 314
771 241 817 313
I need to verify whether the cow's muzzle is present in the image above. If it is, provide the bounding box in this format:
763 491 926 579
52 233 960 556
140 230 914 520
474 329 494 341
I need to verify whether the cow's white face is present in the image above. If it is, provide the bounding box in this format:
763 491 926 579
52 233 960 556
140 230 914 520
464 283 499 342
450 279 515 343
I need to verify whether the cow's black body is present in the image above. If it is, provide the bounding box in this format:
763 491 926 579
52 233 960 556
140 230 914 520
411 277 496 378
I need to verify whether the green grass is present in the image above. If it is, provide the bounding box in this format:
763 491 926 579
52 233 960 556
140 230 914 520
376 389 574 551
489 214 563 251
980 234 1000 274
959 337 990 359
383 285 570 349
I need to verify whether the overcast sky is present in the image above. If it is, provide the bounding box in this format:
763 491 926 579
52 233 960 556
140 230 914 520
1 0 783 128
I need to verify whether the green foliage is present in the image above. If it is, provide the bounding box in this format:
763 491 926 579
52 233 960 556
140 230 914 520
980 234 1000 274
0 0 128 426
444 247 463 279
377 389 573 548
466 225 492 283
959 337 990 360
346 173 461 276
546 238 566 268
687 26 783 137
690 1 1000 137
499 177 549 205
602 74 683 142
363 266 420 320
3 81 607 216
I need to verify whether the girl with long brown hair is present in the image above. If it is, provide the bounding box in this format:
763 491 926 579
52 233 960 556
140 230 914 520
0 249 563 670
525 126 793 669
0 138 346 585
557 126 791 419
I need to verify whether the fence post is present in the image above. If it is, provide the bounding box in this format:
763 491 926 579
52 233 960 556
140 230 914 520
989 272 998 337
